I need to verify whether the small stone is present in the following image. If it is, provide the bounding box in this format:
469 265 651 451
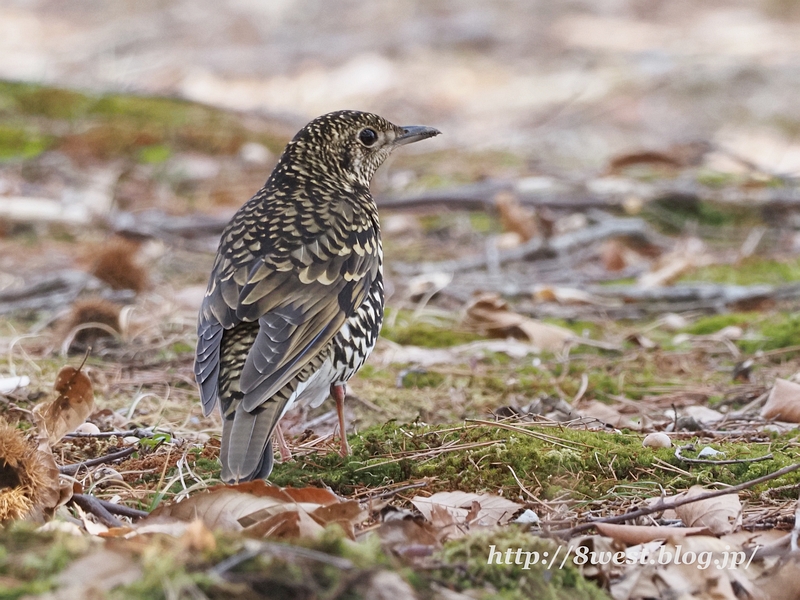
74 422 101 435
642 432 672 448
514 509 540 524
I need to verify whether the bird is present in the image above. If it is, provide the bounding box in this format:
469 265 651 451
194 110 440 483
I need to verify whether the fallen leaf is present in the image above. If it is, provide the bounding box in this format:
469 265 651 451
761 379 800 423
461 293 573 352
595 523 709 545
532 285 623 307
674 486 741 535
411 491 522 527
33 364 95 445
147 481 366 540
495 191 538 242
755 555 800 600
377 517 440 560
609 535 758 600
638 237 710 288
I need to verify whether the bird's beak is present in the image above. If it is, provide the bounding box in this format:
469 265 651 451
395 125 441 146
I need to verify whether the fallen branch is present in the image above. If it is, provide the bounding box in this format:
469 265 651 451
675 444 774 465
91 497 149 520
548 462 800 538
58 445 137 476
70 493 124 528
395 217 658 275
0 270 134 315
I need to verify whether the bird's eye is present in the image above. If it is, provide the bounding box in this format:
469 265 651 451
358 128 378 147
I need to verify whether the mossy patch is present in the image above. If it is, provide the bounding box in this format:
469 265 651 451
681 257 800 286
0 523 90 599
0 81 287 162
381 312 483 348
646 195 758 231
268 422 793 500
684 312 760 335
742 312 800 353
0 124 51 160
433 528 610 600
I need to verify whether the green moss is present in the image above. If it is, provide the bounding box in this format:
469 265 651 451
381 314 482 348
0 524 90 599
0 81 93 120
683 311 800 354
469 211 502 234
0 81 287 163
743 312 800 353
269 422 790 499
433 529 610 600
695 169 740 189
646 195 757 232
682 257 800 286
0 124 51 159
684 312 759 335
400 370 446 388
138 144 172 164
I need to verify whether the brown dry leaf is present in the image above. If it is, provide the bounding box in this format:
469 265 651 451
494 191 538 242
626 332 657 349
147 481 365 540
674 486 742 535
532 285 622 307
243 508 325 539
428 503 465 540
378 517 440 560
755 555 800 600
462 293 573 352
600 239 629 271
33 364 94 446
638 238 710 288
579 401 640 430
411 491 522 527
606 150 683 175
610 536 760 600
595 523 709 545
761 379 800 423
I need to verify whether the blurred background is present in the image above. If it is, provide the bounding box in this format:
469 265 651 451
3 0 800 447
3 0 800 172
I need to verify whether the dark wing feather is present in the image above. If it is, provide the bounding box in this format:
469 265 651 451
194 194 379 423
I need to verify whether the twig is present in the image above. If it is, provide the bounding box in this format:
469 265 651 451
508 465 540 504
91 497 149 520
368 480 429 500
70 494 124 528
395 217 657 275
675 444 774 465
549 462 800 538
58 445 137 476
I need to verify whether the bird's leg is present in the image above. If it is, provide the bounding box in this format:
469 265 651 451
331 383 350 457
274 422 292 462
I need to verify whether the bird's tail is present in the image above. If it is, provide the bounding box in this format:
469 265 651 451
220 399 285 482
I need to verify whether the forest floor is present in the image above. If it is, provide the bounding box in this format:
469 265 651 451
2 81 800 599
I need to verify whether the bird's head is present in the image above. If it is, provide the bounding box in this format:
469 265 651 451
277 110 440 189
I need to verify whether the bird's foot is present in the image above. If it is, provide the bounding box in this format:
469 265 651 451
331 382 350 457
274 423 292 462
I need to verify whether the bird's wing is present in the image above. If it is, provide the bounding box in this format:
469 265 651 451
194 196 380 417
